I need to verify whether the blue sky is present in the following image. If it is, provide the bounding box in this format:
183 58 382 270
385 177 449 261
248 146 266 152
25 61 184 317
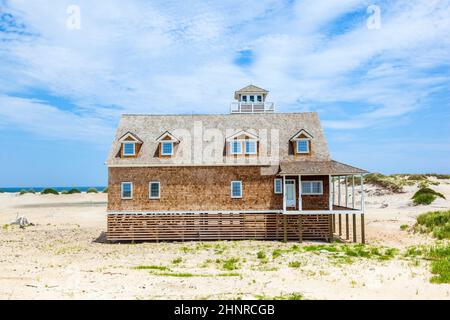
0 0 449 187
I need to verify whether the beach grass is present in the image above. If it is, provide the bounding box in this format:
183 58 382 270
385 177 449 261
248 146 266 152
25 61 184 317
415 210 450 239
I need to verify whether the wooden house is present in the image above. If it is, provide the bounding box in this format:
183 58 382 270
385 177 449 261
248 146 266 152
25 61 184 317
106 85 368 242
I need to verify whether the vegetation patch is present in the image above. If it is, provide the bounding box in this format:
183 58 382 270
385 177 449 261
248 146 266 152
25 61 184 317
67 188 81 194
303 244 397 261
362 173 404 193
151 272 240 278
415 210 450 239
272 249 283 259
256 250 266 260
171 257 183 264
412 187 445 206
220 257 240 271
400 224 409 231
102 187 108 193
426 246 450 284
255 292 304 300
133 265 170 271
41 188 59 195
288 261 302 268
86 188 98 193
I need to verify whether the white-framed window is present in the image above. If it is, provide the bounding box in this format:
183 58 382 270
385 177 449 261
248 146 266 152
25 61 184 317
121 182 133 199
296 139 309 154
274 178 282 194
244 140 257 154
257 95 262 102
231 180 242 198
301 181 323 195
149 181 160 199
249 95 255 102
242 95 247 102
230 141 242 154
161 142 173 155
123 142 135 156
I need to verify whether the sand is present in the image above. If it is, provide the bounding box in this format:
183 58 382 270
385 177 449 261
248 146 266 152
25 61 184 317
1 181 450 300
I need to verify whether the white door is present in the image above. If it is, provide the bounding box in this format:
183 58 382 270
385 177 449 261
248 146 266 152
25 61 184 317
285 180 296 208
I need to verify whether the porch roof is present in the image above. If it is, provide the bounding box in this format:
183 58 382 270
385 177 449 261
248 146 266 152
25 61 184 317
279 160 368 175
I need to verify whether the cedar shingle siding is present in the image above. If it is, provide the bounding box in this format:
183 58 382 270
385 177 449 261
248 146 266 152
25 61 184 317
108 166 285 212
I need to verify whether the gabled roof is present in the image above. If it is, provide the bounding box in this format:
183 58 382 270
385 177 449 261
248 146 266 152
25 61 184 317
156 131 180 143
118 131 143 143
234 85 269 99
279 160 368 175
290 129 313 140
106 112 331 166
225 130 259 141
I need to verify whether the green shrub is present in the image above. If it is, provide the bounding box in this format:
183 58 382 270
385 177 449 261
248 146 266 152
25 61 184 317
61 190 69 194
400 224 409 231
413 193 436 205
67 188 81 194
86 188 98 193
27 189 36 194
412 187 445 206
19 189 28 195
102 187 108 193
41 188 59 195
413 187 445 200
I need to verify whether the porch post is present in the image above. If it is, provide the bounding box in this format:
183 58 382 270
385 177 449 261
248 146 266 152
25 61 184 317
282 175 286 214
338 176 341 206
360 174 365 244
345 176 349 240
298 175 302 211
332 176 335 206
338 176 342 236
352 175 355 209
328 175 332 210
360 174 365 212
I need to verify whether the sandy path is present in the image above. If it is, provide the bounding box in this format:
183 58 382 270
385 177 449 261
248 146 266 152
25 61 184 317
0 181 449 300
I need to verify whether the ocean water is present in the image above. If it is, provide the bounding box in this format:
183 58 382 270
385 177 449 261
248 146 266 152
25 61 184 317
0 186 106 193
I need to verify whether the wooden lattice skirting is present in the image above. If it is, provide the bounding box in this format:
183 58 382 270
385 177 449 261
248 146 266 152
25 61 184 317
107 213 331 242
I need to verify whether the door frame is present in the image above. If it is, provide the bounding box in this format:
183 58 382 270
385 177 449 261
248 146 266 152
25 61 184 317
285 179 296 208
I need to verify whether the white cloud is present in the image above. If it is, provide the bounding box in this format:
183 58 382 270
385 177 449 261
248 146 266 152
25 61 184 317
0 0 449 141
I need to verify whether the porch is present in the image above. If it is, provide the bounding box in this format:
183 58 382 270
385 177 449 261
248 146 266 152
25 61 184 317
278 160 367 243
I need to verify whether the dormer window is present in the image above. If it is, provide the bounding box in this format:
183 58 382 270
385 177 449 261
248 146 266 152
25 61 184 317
118 132 143 158
161 141 173 156
123 142 136 156
296 140 309 154
156 131 180 157
290 129 313 155
245 140 257 154
230 140 242 154
226 130 259 156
